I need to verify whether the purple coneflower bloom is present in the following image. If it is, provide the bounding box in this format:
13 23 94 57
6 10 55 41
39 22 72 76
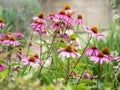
90 52 109 64
3 35 20 46
64 4 74 15
0 18 6 29
47 13 55 20
31 13 47 34
84 72 92 79
57 45 80 58
75 14 83 24
86 45 99 56
0 64 5 71
85 26 103 40
14 32 24 38
22 54 41 67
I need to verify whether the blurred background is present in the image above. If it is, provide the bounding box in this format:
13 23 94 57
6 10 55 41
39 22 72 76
0 0 120 36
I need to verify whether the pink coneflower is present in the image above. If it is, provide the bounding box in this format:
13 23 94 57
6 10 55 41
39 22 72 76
90 52 109 64
64 4 74 15
59 33 69 39
50 20 61 30
75 14 83 24
0 18 6 29
22 54 41 67
47 13 55 20
31 13 47 34
57 45 80 58
3 35 20 46
85 26 103 40
84 71 92 79
14 32 24 38
86 45 99 56
0 64 5 71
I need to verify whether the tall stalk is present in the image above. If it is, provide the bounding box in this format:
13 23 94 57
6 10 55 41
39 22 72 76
27 31 34 56
65 58 70 84
69 35 92 77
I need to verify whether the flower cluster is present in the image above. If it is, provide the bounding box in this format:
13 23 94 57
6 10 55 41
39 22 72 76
0 32 20 46
86 46 120 64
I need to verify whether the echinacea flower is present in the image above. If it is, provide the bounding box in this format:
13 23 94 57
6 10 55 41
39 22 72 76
3 35 20 46
31 13 47 34
47 13 55 20
64 4 74 15
22 54 41 67
90 52 109 64
86 45 99 56
14 32 24 38
0 18 6 29
102 47 120 61
75 14 83 24
85 26 103 40
0 64 5 71
57 45 80 58
84 72 92 79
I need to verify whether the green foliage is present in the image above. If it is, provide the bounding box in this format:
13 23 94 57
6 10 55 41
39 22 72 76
0 0 41 36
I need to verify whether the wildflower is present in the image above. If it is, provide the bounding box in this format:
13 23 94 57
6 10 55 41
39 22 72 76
59 33 69 39
85 26 103 40
102 47 120 61
64 4 74 15
14 32 24 38
3 35 20 46
75 14 83 24
84 72 92 79
0 64 5 71
22 54 41 67
85 45 99 56
47 13 55 20
90 52 109 64
57 45 80 58
0 18 6 29
31 13 47 34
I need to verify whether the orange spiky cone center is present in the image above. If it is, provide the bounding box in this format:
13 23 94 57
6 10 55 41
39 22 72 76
64 4 71 10
66 12 72 17
59 10 66 15
91 45 97 49
49 13 55 16
28 56 36 62
0 18 4 23
6 32 11 35
65 45 74 52
91 26 98 34
98 52 104 58
77 14 82 19
102 47 110 55
34 54 39 58
38 13 44 19
9 36 16 41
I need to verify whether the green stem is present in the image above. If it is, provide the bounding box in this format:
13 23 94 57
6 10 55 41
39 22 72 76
98 61 102 82
69 35 92 77
65 58 70 85
38 31 57 77
76 60 90 89
27 31 34 56
40 34 42 60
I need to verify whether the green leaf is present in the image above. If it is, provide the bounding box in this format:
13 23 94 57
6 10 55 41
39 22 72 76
0 60 7 65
